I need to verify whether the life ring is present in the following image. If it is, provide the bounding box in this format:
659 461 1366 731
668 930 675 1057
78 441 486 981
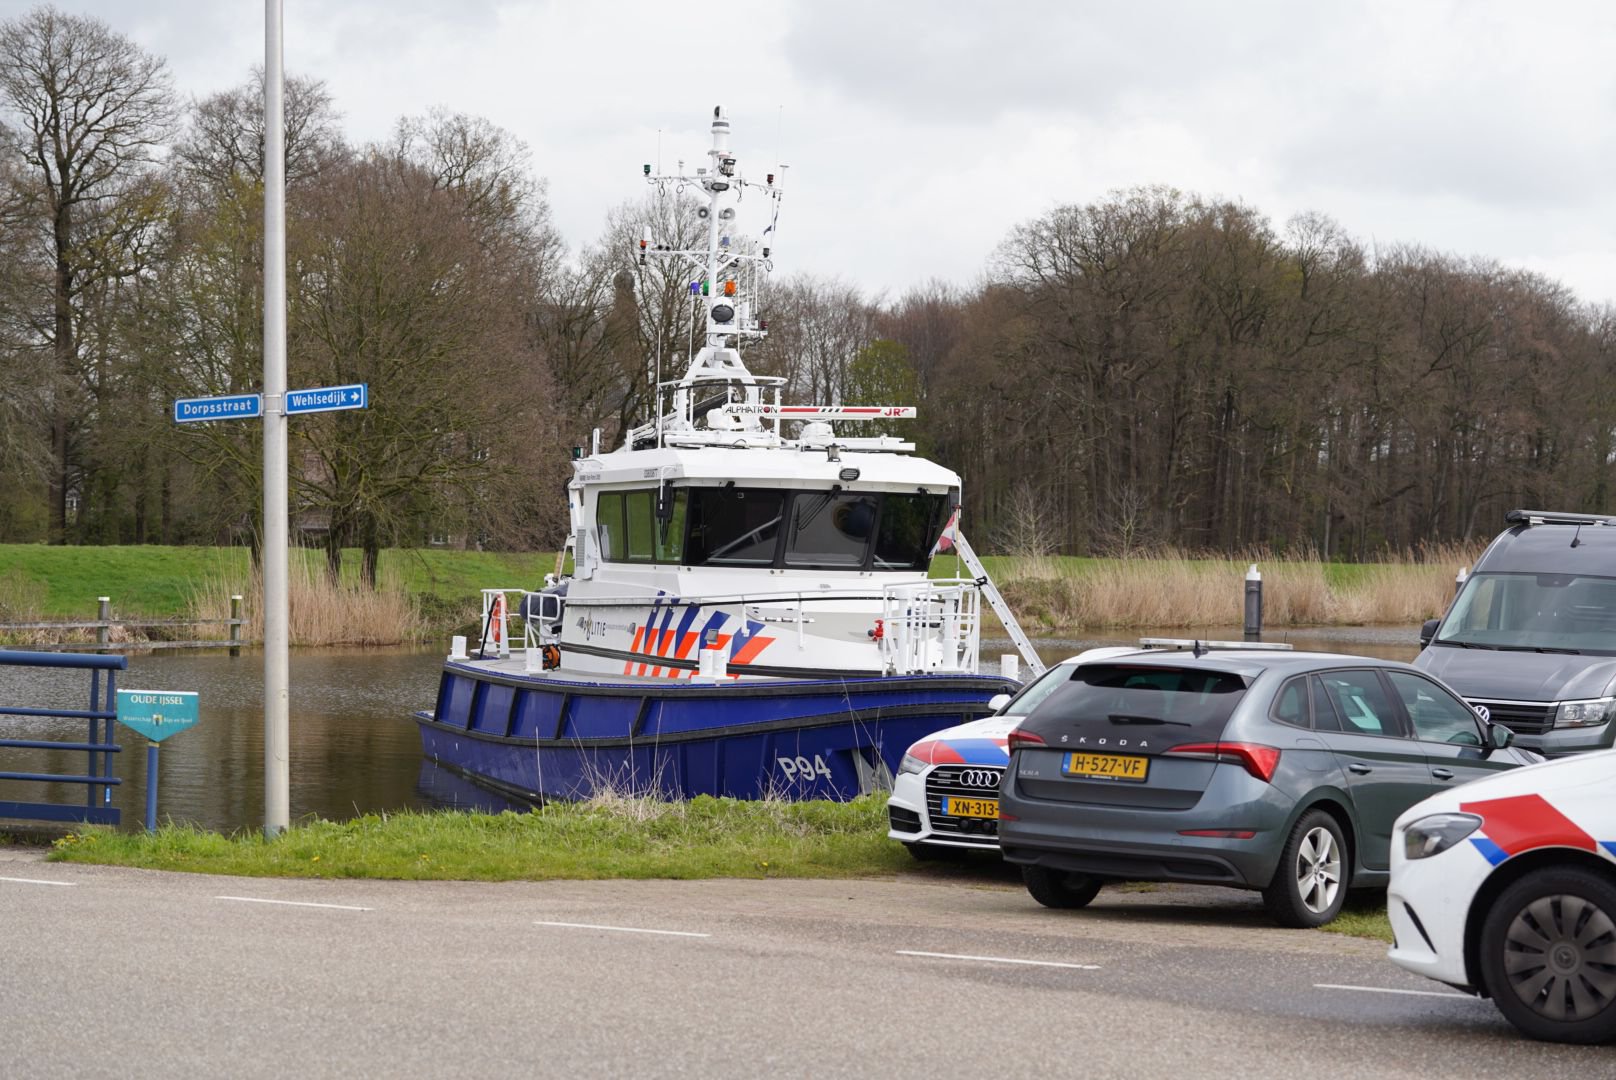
489 593 506 646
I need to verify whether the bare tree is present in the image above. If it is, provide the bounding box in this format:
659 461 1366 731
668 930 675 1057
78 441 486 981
173 68 344 191
0 4 174 542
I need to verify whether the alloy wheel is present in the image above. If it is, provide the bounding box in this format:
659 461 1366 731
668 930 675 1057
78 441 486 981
1294 825 1342 915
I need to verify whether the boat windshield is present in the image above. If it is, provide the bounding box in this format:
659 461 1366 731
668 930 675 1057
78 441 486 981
666 487 949 571
1435 571 1616 654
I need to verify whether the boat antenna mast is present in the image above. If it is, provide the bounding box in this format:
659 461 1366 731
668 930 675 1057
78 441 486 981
637 105 782 382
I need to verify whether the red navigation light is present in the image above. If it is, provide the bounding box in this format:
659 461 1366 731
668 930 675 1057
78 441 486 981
724 280 736 297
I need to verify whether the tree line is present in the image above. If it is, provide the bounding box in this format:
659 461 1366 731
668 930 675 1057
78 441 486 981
0 5 1610 574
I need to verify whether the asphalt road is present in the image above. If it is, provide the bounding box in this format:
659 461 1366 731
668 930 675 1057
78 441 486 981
1 848 1606 1079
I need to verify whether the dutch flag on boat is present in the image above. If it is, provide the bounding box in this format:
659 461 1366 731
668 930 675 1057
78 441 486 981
929 507 960 558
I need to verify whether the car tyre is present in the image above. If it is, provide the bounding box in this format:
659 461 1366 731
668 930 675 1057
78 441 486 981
1262 809 1348 928
1022 865 1102 909
1479 866 1616 1044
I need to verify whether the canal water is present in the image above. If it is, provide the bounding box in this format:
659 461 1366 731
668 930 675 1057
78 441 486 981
0 628 1420 833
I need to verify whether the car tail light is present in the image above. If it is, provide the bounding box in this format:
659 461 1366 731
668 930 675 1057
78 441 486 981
1178 829 1257 839
1005 727 1046 752
1164 742 1281 783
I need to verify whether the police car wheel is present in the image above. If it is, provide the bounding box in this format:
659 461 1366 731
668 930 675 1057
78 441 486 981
1480 866 1616 1044
1022 865 1102 909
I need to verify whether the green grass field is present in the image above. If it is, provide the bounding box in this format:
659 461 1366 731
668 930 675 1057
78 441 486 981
0 543 557 619
49 795 909 881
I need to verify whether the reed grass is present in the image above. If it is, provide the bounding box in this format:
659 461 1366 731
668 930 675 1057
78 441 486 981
48 794 907 880
188 558 424 647
999 545 1485 631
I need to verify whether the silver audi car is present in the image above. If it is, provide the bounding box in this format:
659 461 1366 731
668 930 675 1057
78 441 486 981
996 643 1540 927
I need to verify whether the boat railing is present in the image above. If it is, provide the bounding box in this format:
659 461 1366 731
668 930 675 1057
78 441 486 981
878 579 982 675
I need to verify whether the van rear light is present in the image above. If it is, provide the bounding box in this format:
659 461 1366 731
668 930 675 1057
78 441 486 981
1164 742 1281 783
1005 727 1046 752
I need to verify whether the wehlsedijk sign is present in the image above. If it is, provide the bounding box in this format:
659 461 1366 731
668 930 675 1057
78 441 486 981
285 383 367 415
174 394 263 423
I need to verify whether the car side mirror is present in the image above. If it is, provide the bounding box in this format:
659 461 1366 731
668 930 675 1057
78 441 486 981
1487 722 1515 752
1420 618 1440 647
987 693 1012 714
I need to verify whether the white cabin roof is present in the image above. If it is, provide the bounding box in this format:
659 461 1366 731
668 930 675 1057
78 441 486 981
572 445 961 491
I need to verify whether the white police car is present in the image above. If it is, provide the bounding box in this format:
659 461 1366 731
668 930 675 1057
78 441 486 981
886 648 1137 858
1388 748 1616 1043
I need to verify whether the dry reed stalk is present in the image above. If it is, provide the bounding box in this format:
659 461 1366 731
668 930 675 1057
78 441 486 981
996 547 1487 630
189 557 423 647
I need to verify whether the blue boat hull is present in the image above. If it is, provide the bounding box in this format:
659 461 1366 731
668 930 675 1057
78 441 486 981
415 662 1019 801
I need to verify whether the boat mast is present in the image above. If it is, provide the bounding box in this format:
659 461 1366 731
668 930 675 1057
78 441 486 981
637 107 782 436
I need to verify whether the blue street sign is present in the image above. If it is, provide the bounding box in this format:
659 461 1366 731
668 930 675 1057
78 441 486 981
285 383 368 415
115 689 199 743
174 393 263 423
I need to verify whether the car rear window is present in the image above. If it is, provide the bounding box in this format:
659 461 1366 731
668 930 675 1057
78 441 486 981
1031 664 1249 734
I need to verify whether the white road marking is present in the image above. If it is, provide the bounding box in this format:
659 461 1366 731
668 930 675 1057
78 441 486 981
1314 983 1473 1000
0 876 76 887
216 895 372 911
534 920 710 938
898 950 1101 970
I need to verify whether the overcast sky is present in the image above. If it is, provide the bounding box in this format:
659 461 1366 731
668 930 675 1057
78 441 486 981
20 0 1616 307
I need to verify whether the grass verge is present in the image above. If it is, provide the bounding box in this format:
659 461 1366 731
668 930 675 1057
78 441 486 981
48 795 910 881
1319 901 1395 943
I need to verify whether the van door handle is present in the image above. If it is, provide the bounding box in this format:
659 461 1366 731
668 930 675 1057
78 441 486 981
1431 768 1455 780
1347 763 1372 775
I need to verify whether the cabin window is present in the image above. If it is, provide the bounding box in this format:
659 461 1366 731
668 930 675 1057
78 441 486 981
596 491 625 561
783 492 878 569
686 487 786 565
874 493 947 571
625 490 655 560
656 490 687 563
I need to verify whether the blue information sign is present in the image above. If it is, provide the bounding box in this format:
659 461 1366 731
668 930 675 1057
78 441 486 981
174 394 263 423
285 383 368 414
115 689 199 743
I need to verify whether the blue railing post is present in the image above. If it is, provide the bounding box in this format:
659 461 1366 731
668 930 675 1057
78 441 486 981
0 649 126 826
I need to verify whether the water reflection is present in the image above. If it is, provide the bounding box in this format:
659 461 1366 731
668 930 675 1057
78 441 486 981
0 626 1420 833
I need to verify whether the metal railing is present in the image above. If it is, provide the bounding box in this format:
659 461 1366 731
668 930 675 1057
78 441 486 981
0 595 248 654
878 579 982 675
0 649 125 825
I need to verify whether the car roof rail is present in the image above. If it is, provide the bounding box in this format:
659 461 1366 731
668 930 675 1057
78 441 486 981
1505 509 1616 527
1136 638 1295 655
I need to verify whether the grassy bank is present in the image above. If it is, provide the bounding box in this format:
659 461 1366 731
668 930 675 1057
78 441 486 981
981 546 1482 631
49 794 907 880
1 542 1482 646
0 543 555 647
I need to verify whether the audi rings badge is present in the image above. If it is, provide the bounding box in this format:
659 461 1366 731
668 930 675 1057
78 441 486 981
959 768 1002 789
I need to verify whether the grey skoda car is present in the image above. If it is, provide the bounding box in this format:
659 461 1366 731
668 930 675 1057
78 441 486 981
996 645 1539 927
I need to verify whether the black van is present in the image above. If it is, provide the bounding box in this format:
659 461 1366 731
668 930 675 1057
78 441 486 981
1415 509 1616 756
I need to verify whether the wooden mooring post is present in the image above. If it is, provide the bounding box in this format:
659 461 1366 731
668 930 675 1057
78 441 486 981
230 595 243 657
96 597 111 653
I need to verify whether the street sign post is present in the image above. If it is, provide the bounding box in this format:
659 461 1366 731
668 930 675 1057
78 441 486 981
285 383 367 415
115 689 200 832
174 394 263 423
